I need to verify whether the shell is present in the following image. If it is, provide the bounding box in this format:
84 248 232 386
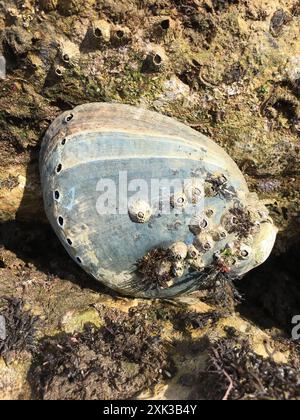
40 103 278 298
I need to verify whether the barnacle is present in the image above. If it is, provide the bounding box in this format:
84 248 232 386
170 192 187 209
189 256 205 271
128 200 152 224
58 39 80 66
189 214 210 235
194 233 215 253
92 20 111 43
111 26 131 46
169 242 188 261
142 46 167 73
212 227 228 242
187 245 200 260
184 179 204 204
172 262 185 278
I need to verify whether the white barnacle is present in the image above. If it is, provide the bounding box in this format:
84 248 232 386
170 191 187 209
205 208 215 218
58 39 80 66
250 221 261 235
204 181 217 197
92 19 111 43
169 242 188 261
189 214 209 235
184 179 204 204
172 262 185 278
187 244 200 260
194 233 214 253
55 65 65 77
189 256 205 271
239 244 252 260
156 260 172 277
212 227 228 242
128 200 152 224
221 212 239 232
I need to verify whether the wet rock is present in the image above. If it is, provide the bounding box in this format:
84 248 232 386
4 26 33 57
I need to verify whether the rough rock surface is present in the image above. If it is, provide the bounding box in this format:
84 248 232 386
0 0 300 400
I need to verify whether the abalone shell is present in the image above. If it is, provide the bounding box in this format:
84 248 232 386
40 103 277 298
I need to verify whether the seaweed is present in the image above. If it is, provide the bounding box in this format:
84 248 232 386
227 207 255 239
136 248 173 291
200 337 300 400
206 174 237 200
201 270 242 310
173 310 222 331
0 297 39 359
28 306 174 400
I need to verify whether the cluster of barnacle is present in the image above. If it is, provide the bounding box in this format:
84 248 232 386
3 0 192 95
51 18 133 77
170 178 204 210
1 0 214 106
130 169 273 290
169 241 204 276
158 220 252 286
87 19 132 48
171 201 270 281
214 202 272 273
138 241 205 291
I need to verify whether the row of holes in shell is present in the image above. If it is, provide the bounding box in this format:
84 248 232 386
53 112 82 265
